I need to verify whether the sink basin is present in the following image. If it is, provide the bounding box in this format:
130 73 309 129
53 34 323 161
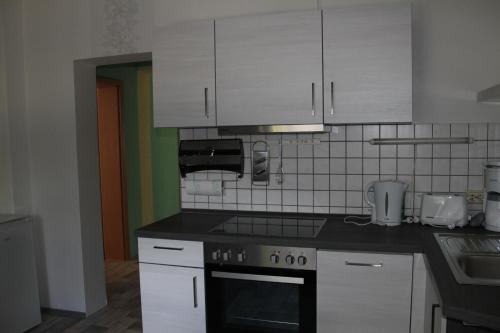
435 233 500 286
458 255 500 280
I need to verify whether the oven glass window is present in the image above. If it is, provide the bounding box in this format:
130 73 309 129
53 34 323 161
221 278 300 332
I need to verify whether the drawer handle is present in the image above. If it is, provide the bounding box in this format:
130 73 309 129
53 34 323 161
311 82 316 116
204 87 209 119
153 246 184 251
330 81 335 116
345 260 383 268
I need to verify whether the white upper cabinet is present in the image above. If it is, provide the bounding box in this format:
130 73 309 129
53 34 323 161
323 3 412 124
216 10 323 126
153 20 216 128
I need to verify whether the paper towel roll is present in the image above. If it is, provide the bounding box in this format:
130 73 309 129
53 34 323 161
185 180 223 196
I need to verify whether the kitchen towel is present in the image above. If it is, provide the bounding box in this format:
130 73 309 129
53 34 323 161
185 180 223 196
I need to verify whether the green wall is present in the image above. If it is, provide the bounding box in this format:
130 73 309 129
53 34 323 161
97 64 180 258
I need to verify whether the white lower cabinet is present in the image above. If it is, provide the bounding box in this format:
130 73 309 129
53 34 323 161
140 263 206 333
138 238 206 333
317 250 413 333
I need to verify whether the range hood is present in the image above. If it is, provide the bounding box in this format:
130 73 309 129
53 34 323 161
477 83 500 103
218 124 325 135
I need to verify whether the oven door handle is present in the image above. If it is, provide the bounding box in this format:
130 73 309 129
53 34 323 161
211 271 304 285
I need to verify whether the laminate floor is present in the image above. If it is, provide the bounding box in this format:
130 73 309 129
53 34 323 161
28 260 142 333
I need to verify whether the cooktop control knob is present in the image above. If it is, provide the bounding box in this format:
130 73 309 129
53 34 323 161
237 251 246 262
223 250 231 261
212 250 220 261
270 254 280 264
297 256 307 266
285 255 295 265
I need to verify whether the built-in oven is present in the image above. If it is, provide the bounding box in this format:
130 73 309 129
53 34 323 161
204 243 316 333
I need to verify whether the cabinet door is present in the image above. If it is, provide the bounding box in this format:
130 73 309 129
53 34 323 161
317 251 413 333
216 10 323 126
0 219 41 333
153 20 216 127
323 3 412 124
140 263 206 333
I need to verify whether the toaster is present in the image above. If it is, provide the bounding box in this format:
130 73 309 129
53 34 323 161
420 193 468 229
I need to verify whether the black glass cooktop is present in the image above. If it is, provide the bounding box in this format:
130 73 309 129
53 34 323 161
209 216 326 238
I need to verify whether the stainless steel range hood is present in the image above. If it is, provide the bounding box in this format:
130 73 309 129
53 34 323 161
218 124 325 135
477 83 500 103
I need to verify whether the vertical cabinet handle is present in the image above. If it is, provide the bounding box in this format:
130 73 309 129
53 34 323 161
330 82 335 116
193 276 198 308
431 304 440 333
311 82 316 117
204 88 209 119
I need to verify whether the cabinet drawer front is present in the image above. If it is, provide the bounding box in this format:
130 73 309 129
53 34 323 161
138 238 203 268
317 251 413 333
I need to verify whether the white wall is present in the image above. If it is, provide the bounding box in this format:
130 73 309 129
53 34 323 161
2 0 32 215
2 0 500 314
0 3 14 213
413 0 500 122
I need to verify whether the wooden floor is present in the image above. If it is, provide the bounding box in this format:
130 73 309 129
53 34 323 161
28 260 142 333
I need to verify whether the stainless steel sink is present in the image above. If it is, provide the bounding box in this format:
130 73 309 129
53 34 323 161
435 233 500 286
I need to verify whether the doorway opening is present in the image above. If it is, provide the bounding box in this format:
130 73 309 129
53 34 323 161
95 61 181 305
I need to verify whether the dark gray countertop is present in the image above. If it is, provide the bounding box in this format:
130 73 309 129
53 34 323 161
136 209 500 331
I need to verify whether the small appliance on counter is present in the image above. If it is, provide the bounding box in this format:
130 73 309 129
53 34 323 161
420 193 468 229
364 180 408 226
484 161 500 232
178 139 244 178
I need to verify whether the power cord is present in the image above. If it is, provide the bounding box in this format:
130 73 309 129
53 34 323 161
343 216 373 226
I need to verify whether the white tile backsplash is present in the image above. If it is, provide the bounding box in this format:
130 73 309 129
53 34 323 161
181 123 496 215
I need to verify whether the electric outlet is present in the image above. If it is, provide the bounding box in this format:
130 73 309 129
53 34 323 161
466 190 483 204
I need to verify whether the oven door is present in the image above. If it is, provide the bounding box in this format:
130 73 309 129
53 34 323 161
205 264 316 333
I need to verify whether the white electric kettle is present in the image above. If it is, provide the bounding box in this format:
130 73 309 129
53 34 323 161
364 180 408 226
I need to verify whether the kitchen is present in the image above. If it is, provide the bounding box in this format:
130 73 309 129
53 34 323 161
1 0 500 332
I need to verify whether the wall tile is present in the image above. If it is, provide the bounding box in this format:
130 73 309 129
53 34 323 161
298 191 313 206
432 176 450 192
363 158 379 174
451 124 468 137
433 124 451 138
398 159 414 175
469 123 487 140
330 158 346 174
283 190 298 206
450 176 468 192
363 142 379 158
433 159 450 175
347 142 363 157
469 141 487 158
363 125 379 140
381 125 397 138
314 158 330 174
330 125 346 141
330 175 346 191
397 124 414 138
314 191 329 207
450 159 468 175
298 174 313 190
380 159 397 175
181 123 494 216
314 141 329 157
347 175 362 191
346 158 362 174
298 158 313 173
415 124 432 138
346 125 363 141
314 174 330 190
330 142 346 157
